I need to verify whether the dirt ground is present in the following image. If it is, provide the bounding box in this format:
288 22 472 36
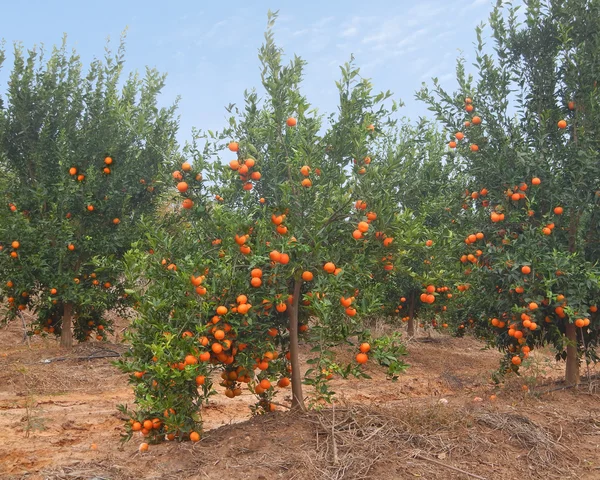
1 318 600 480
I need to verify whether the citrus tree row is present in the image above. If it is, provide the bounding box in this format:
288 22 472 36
419 0 600 385
0 37 181 347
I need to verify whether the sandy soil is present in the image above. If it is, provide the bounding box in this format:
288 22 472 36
1 318 599 480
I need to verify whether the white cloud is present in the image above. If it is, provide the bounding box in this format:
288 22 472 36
341 26 358 37
205 20 227 38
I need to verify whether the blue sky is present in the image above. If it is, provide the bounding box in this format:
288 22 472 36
0 0 505 144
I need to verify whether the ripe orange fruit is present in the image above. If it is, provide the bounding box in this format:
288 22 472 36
190 431 200 442
87 205 94 212
279 253 290 264
181 161 192 171
11 241 20 249
172 170 183 180
300 165 310 176
228 141 239 152
575 318 585 328
259 378 271 390
590 306 598 313
352 230 363 240
470 144 479 152
278 377 290 388
250 171 261 180
276 303 287 313
465 97 472 104
139 443 149 452
67 244 75 251
229 160 240 170
182 199 194 209
104 156 113 165
216 306 228 315
199 352 211 362
356 353 368 364
542 227 551 235
103 167 111 174
69 167 77 175
177 182 188 193
251 268 263 278
532 177 541 185
214 330 225 340
113 218 120 225
521 266 531 274
345 307 357 316
472 116 481 125
568 101 575 110
553 206 563 215
466 104 474 112
426 240 433 247
448 141 457 149
143 420 153 430
529 302 538 310
132 421 142 431
237 294 248 304
195 375 206 386
557 120 567 129
340 297 354 308
511 356 522 366
455 132 464 140
383 237 393 247
301 178 312 188
323 262 336 274
359 343 370 353
357 221 369 233
355 200 367 210
302 271 313 282
286 117 297 127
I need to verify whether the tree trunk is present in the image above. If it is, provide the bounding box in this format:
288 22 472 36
564 214 580 385
288 278 305 411
407 291 416 338
565 322 580 386
60 303 74 349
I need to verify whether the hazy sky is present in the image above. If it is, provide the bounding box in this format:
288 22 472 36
0 0 508 144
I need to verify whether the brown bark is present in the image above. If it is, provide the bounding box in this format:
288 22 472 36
565 322 580 386
407 291 416 338
288 278 305 411
60 303 74 349
564 213 581 385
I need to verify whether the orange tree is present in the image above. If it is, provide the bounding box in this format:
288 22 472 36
375 123 464 336
0 36 181 347
418 0 600 384
117 14 410 445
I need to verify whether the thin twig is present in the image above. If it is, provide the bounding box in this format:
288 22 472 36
331 402 339 465
18 311 31 348
414 453 487 480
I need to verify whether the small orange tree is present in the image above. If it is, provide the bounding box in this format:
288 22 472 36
118 14 409 444
419 0 600 384
377 124 464 336
0 36 181 347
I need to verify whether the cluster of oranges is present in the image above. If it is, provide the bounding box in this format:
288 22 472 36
447 98 481 152
172 161 202 209
229 151 261 192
